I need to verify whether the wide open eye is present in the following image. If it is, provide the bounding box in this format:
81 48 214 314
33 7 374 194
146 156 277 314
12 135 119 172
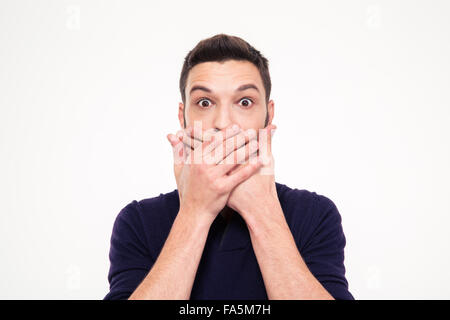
197 98 213 108
239 97 254 108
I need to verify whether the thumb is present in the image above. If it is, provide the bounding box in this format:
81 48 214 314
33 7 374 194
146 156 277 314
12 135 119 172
167 133 185 165
167 133 180 147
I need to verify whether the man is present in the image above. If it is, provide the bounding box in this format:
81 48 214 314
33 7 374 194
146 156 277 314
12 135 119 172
104 34 353 300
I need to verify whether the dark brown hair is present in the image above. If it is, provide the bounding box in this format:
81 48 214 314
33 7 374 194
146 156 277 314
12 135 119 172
179 34 272 127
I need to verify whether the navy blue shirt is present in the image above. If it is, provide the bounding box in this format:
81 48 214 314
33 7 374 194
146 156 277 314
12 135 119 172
104 182 354 300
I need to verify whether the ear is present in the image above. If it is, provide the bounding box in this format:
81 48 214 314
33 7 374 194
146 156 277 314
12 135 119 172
266 99 275 127
178 102 186 129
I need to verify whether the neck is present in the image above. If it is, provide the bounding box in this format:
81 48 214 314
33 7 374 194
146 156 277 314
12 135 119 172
219 206 234 222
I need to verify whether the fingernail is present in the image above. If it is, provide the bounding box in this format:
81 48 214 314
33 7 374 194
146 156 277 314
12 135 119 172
232 124 240 132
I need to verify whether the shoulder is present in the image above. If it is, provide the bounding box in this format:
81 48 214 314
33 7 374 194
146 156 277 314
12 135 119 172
276 181 337 209
275 182 343 251
115 189 180 224
275 181 338 221
111 189 180 253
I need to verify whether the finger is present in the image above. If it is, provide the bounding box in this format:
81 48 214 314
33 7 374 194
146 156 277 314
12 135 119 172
222 128 257 159
215 137 260 175
167 133 185 165
234 139 259 165
223 158 263 188
205 128 257 165
201 127 221 143
202 124 242 157
183 125 237 156
181 130 202 152
186 124 239 143
185 125 205 143
218 138 258 166
226 148 259 176
174 129 194 162
183 127 217 164
167 133 180 147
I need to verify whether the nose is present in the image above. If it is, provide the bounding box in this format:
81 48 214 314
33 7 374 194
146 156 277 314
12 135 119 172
212 103 234 131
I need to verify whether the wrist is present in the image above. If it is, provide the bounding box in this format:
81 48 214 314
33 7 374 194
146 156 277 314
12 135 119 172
177 206 215 231
243 197 286 237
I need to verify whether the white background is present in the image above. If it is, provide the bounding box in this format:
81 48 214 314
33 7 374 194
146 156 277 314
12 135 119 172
1 0 449 299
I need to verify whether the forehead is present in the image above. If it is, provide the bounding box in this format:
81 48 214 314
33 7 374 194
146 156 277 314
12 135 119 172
186 60 264 94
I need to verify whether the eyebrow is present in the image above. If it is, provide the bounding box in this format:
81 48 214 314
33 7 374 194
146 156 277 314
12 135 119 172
189 83 260 95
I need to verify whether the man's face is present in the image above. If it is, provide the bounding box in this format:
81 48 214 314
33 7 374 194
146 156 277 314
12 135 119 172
179 60 274 133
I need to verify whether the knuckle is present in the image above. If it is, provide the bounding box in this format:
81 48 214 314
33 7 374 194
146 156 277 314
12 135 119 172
212 181 226 194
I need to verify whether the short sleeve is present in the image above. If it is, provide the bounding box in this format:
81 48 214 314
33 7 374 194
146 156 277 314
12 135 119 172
300 195 354 300
103 202 155 300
